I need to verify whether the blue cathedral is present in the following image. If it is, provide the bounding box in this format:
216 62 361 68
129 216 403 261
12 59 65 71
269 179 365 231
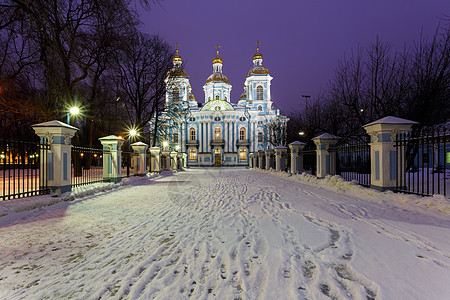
154 43 289 167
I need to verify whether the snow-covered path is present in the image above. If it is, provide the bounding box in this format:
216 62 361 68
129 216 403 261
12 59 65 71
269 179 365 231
1 168 449 299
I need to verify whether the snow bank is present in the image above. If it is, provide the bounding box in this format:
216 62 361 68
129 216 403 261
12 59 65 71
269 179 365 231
258 169 450 214
0 172 169 219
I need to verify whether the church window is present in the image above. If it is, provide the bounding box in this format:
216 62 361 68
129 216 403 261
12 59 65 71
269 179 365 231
215 95 220 100
239 116 246 121
239 148 247 160
214 116 221 121
173 87 180 102
189 148 197 160
173 132 179 143
257 105 263 111
239 127 246 140
256 86 263 100
214 127 222 140
258 132 263 142
189 117 196 121
189 128 196 140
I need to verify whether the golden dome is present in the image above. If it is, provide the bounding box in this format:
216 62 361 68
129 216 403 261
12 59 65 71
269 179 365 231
189 93 195 100
253 52 263 60
247 65 270 76
239 92 247 100
173 54 182 62
213 55 223 64
206 72 229 84
166 67 187 77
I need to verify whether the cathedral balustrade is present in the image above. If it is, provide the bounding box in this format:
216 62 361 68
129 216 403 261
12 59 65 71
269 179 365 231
236 139 250 146
186 139 199 146
210 139 225 146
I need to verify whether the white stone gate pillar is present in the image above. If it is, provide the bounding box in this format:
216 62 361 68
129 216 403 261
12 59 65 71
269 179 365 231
265 149 274 170
99 135 125 183
363 116 417 191
150 147 161 172
32 120 78 196
275 146 287 172
289 141 306 174
131 142 149 176
313 134 340 178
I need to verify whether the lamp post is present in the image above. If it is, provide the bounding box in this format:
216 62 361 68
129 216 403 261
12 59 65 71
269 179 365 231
67 106 80 125
301 95 310 111
127 129 137 177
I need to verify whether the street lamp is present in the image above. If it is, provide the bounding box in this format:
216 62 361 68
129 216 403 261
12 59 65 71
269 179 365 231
127 128 138 176
301 95 310 111
299 131 305 136
67 106 80 125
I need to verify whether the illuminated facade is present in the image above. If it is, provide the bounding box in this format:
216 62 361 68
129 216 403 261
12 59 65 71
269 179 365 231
156 43 288 166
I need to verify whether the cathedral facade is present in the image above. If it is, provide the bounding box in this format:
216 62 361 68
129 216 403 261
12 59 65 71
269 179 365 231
155 44 288 167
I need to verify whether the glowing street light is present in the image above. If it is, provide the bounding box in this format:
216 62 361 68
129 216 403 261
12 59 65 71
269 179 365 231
299 131 305 136
67 106 80 125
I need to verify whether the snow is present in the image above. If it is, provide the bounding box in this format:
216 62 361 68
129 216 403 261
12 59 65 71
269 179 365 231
363 116 419 127
0 168 449 299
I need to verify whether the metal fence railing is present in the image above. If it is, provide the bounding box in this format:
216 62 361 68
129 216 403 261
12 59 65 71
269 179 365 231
302 148 317 176
395 126 449 197
334 136 371 187
121 150 132 178
71 146 104 187
1 138 50 200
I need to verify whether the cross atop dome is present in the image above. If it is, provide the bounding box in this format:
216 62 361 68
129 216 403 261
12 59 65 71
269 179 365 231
215 43 221 56
213 42 223 65
253 40 263 61
173 41 182 65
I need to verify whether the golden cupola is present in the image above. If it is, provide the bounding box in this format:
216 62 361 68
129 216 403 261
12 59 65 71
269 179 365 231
205 43 229 84
166 44 188 77
248 40 270 76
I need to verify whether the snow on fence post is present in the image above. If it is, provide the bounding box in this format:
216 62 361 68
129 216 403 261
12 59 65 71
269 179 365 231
99 135 125 183
258 150 265 169
131 142 149 176
32 120 78 196
275 146 288 172
363 116 417 191
265 149 274 170
289 141 306 174
150 147 161 172
312 134 340 179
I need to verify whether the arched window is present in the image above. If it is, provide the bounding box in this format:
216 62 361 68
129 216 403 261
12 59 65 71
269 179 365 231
214 127 221 140
257 105 263 111
258 131 263 142
189 128 196 140
256 86 263 100
189 148 197 160
215 95 220 100
173 87 179 102
239 148 247 160
239 127 246 140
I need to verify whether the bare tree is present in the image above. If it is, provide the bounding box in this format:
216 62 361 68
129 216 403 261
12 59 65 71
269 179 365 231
115 33 173 135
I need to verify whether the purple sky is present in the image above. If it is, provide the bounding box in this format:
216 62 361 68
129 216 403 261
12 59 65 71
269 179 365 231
139 0 449 114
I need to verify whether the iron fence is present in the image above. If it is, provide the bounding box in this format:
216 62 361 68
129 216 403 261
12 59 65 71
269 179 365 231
1 138 50 200
71 146 104 187
121 150 132 177
395 126 449 196
302 143 316 175
334 136 371 187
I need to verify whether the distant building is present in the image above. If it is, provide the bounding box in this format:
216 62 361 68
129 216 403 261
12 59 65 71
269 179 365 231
154 43 289 167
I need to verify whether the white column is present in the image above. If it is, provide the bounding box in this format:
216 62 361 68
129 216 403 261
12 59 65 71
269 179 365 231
312 133 340 178
131 142 149 176
99 135 125 183
32 120 78 196
363 116 417 191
